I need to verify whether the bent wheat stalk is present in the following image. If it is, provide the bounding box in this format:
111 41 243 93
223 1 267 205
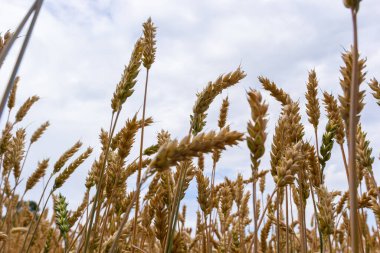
0 0 44 120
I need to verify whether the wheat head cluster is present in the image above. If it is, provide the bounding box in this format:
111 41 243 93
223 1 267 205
0 1 379 253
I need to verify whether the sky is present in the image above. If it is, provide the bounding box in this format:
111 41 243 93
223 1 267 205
1 0 380 230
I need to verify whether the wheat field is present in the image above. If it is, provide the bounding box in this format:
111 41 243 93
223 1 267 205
0 1 380 252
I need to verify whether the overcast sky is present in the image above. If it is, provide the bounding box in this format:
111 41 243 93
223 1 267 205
1 0 380 229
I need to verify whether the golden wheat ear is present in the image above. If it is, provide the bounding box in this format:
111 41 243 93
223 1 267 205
259 76 291 105
338 48 366 138
53 147 92 190
149 128 244 172
305 69 320 129
53 141 82 174
24 159 49 194
368 78 380 105
111 38 144 113
191 67 246 135
7 76 19 113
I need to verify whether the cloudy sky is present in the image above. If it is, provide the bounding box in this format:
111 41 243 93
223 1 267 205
1 0 380 228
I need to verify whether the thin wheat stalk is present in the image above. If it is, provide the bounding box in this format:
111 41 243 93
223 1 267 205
131 67 150 251
0 1 37 66
83 111 118 252
0 0 44 120
18 169 60 253
92 114 119 223
24 190 53 253
67 197 92 252
132 17 156 247
109 168 152 252
328 235 333 253
68 216 87 252
344 1 361 251
247 89 268 253
208 97 229 253
97 200 112 252
75 195 93 253
19 141 84 253
249 186 278 251
276 194 280 253
18 172 54 252
339 143 350 182
289 185 295 251
85 33 144 253
309 182 323 253
286 186 289 253
25 147 91 253
164 159 189 253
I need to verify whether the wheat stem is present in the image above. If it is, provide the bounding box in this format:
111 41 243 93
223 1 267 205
310 183 324 253
250 186 278 251
348 7 360 252
132 68 150 250
25 190 53 253
109 169 152 252
84 111 118 252
164 127 193 253
286 186 289 253
19 172 54 253
253 175 258 253
339 143 350 182
97 200 111 253
0 141 32 232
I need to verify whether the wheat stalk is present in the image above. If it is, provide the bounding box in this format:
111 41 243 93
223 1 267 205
343 1 361 251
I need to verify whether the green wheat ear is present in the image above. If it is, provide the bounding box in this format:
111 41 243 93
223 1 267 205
54 194 70 244
319 121 336 171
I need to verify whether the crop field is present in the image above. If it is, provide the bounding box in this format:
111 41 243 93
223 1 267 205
0 0 379 252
